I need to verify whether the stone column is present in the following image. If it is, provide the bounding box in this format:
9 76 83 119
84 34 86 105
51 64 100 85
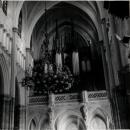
14 105 26 130
109 15 122 70
6 33 10 53
19 106 26 130
49 93 55 130
99 41 110 96
109 15 122 86
81 91 88 129
81 91 88 103
101 18 116 92
101 18 121 128
0 95 11 130
4 32 8 52
3 28 7 49
99 40 116 129
9 37 13 55
9 27 17 130
0 24 4 45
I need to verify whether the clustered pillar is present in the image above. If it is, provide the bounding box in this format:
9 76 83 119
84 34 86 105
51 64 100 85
9 27 17 130
100 17 121 128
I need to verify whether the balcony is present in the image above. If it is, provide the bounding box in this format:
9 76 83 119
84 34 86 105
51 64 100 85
28 90 108 105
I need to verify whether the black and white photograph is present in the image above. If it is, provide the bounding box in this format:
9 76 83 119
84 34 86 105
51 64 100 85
0 0 130 130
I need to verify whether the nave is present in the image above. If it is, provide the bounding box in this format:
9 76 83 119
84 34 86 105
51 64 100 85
0 1 130 130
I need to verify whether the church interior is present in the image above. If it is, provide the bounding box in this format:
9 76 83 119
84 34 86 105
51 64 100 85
0 1 130 130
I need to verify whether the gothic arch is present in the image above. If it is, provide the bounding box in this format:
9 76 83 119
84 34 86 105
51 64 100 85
26 1 100 48
89 115 107 130
96 1 106 19
92 108 107 122
0 54 10 95
36 24 91 52
55 110 86 130
14 78 21 129
39 113 50 130
28 116 38 130
29 119 37 130
36 19 95 44
88 107 110 130
13 1 103 49
7 1 24 28
7 1 106 52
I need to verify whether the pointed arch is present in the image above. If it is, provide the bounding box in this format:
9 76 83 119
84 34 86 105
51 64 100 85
39 113 50 130
28 116 38 130
26 1 100 48
88 107 109 130
29 119 37 130
55 110 86 130
9 1 105 47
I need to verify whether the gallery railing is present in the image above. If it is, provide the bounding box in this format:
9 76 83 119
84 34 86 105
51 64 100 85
28 90 108 105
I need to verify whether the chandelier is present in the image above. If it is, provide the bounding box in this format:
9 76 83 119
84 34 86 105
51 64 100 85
22 5 76 95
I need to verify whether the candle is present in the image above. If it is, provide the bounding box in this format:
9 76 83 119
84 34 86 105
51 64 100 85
44 63 48 74
49 64 53 73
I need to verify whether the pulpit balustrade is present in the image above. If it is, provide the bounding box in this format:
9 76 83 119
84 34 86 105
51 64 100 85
27 90 113 130
28 90 108 105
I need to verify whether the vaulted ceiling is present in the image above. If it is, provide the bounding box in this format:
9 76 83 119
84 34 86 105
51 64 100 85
19 1 105 90
33 2 98 41
21 1 102 59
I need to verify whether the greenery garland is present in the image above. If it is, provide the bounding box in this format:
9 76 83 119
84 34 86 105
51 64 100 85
22 59 79 95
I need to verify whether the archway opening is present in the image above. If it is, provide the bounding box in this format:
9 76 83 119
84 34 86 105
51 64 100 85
89 115 107 130
31 2 105 93
29 119 36 130
56 114 86 130
20 1 106 95
40 116 50 130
